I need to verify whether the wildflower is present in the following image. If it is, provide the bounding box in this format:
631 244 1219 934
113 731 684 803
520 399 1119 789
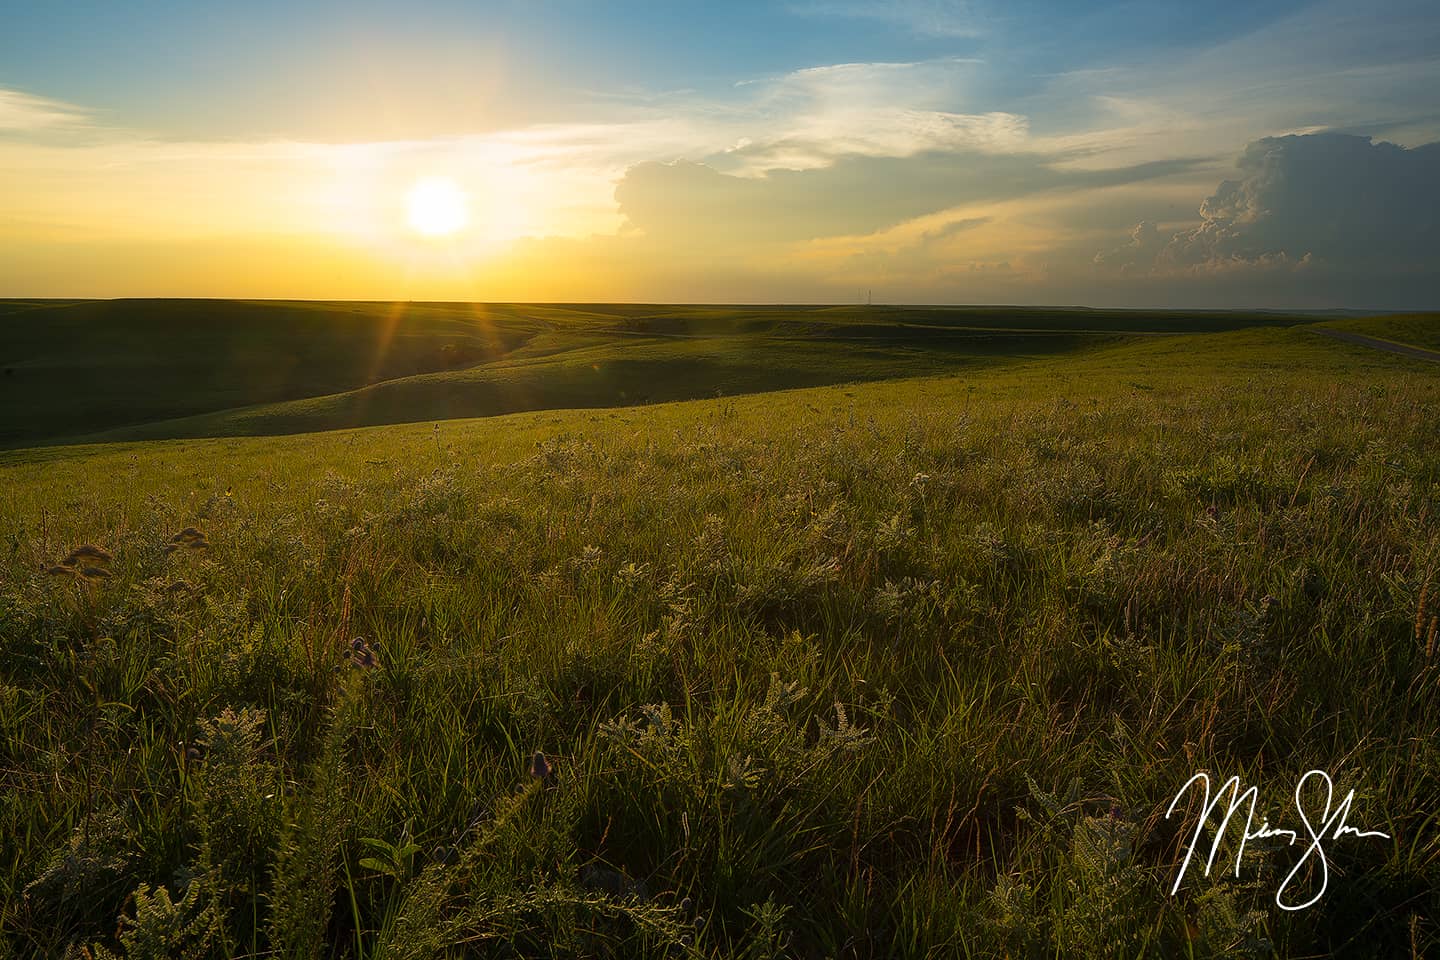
350 637 377 669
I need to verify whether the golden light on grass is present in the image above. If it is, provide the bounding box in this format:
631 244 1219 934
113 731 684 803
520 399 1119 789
405 176 470 237
63 544 112 566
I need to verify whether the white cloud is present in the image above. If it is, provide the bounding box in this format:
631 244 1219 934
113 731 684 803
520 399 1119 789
718 59 1027 172
1020 0 1440 167
0 89 92 132
723 108 1028 172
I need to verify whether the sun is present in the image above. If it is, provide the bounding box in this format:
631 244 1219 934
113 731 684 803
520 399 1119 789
405 176 470 237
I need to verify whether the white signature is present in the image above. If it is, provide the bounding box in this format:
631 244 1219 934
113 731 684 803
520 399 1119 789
1166 769 1391 911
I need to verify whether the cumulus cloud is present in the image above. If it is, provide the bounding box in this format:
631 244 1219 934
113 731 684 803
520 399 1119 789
1097 133 1440 277
1092 220 1166 272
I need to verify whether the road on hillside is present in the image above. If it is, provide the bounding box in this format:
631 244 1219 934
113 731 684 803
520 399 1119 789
1312 327 1440 362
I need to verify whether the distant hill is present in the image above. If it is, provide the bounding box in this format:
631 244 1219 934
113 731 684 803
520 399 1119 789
1318 313 1440 353
0 299 1321 447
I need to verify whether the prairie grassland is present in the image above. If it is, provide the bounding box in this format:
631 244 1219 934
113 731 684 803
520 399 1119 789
1 327 1438 958
1320 314 1440 354
0 300 1311 448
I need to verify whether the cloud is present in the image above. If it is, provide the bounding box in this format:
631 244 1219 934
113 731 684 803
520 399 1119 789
919 216 992 243
616 151 1206 248
1097 133 1440 278
0 89 92 132
721 59 1023 172
724 108 1028 173
8 26 1435 311
1014 0 1440 172
1092 220 1168 272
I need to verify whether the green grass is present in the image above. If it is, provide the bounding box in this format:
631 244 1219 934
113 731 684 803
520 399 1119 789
0 299 545 446
1319 313 1440 353
77 330 1119 444
1 323 1438 958
1 300 1316 448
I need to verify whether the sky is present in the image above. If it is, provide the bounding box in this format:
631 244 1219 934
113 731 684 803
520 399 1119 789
2 0 1437 307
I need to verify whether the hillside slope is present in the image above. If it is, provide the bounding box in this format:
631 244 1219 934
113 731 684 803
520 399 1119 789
1 326 1436 956
1318 312 1440 353
2 299 1322 447
0 299 553 445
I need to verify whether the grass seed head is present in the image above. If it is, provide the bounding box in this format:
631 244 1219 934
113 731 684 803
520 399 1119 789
530 750 552 782
64 544 112 565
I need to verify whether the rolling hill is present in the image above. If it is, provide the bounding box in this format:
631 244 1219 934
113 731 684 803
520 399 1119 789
1 300 1322 448
2 322 1437 956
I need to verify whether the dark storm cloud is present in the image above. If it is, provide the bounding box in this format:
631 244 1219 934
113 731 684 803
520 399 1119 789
1098 133 1440 275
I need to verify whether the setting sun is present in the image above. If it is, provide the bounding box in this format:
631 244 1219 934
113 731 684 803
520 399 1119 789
405 176 469 236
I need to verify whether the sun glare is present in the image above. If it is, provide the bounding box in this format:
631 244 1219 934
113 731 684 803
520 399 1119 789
405 176 469 237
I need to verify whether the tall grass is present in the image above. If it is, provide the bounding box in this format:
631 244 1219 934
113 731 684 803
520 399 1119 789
1 329 1437 957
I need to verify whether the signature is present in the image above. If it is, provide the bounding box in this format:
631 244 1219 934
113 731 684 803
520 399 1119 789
1165 769 1391 911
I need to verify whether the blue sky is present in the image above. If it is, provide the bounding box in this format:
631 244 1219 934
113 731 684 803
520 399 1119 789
0 1 1340 137
1 0 1437 305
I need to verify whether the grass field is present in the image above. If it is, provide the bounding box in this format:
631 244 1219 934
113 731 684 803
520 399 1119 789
1 312 1439 958
1320 314 1440 353
0 300 1318 448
